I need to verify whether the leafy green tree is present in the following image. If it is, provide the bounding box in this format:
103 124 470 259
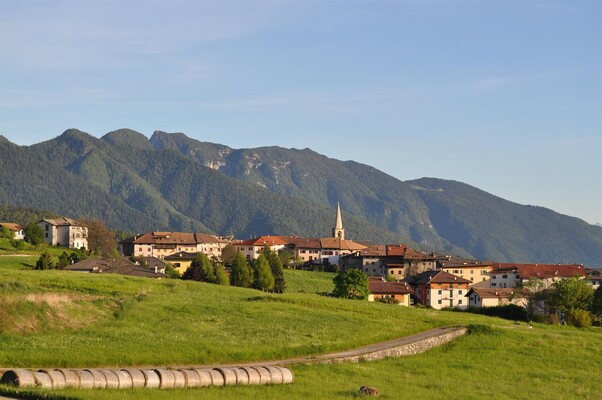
552 277 594 319
81 218 117 257
593 286 602 316
164 263 181 279
333 268 370 300
253 254 274 291
182 253 216 283
220 244 237 267
230 252 253 288
264 247 286 293
567 309 592 328
0 225 14 239
215 264 230 286
35 251 55 270
69 250 87 264
24 222 44 246
57 251 69 269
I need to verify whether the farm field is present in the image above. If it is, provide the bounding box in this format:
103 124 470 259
0 254 601 399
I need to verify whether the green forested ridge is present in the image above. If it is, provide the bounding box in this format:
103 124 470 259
1 129 601 265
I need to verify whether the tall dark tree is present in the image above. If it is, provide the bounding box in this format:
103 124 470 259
263 247 286 293
593 286 602 317
253 254 274 291
220 244 237 267
24 222 44 246
182 253 216 283
230 252 253 288
333 268 370 300
35 251 55 270
57 251 69 269
80 218 117 257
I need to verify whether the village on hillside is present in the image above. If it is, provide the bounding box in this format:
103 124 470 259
2 202 599 317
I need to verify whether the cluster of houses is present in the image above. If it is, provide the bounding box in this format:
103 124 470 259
2 203 600 309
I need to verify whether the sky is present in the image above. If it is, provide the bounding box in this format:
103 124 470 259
0 0 600 224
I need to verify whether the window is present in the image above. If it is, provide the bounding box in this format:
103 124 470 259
449 290 453 297
470 270 474 274
492 283 497 287
459 300 463 305
438 300 442 305
459 290 463 295
492 275 497 279
438 290 442 295
450 284 454 289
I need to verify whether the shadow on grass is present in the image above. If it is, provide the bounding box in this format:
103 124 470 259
0 386 80 400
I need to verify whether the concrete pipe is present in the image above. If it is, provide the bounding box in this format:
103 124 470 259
0 369 36 387
193 368 214 387
232 368 250 385
171 370 186 388
140 369 160 388
277 367 294 384
207 369 225 386
39 369 66 389
241 367 261 385
252 367 272 385
154 368 176 389
58 369 80 388
215 367 237 385
180 369 201 388
265 366 283 384
33 371 53 389
73 369 94 389
84 369 106 388
100 370 119 389
122 368 146 388
113 369 133 389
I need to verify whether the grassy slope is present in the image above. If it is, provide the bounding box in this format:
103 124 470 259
1 256 601 399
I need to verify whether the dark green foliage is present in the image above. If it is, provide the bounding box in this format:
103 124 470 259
378 296 400 304
35 251 55 270
567 309 592 328
220 244 236 267
333 268 369 300
24 223 43 245
593 286 602 316
214 264 230 286
57 251 69 269
68 250 87 264
9 239 25 250
0 225 13 239
163 263 181 279
229 252 253 288
182 253 213 282
552 277 594 316
465 304 529 322
263 247 286 293
253 254 274 291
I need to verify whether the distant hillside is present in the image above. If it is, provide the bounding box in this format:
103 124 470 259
1 129 601 266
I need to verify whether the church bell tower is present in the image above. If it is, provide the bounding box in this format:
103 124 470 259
332 202 345 240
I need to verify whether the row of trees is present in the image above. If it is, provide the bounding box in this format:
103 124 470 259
181 247 286 293
35 250 87 270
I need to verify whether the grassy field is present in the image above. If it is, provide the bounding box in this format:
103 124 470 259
283 269 335 294
1 254 601 399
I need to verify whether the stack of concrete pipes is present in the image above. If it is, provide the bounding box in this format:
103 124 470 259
0 366 293 389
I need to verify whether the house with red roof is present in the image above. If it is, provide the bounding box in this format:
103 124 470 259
490 263 586 289
120 231 231 260
0 222 24 240
233 235 288 260
409 270 472 309
368 277 413 306
465 287 523 307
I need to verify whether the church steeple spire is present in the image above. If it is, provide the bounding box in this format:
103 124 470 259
332 201 345 240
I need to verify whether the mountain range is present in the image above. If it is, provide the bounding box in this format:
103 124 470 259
1 128 600 266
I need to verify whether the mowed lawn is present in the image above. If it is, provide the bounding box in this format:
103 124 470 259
1 254 601 399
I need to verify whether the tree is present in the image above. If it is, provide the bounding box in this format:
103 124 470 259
182 253 215 283
57 251 69 269
24 222 44 246
214 264 230 286
230 252 253 288
253 254 274 291
593 286 602 316
220 244 237 267
80 218 117 257
164 263 181 279
552 277 594 321
35 251 55 270
263 247 286 293
333 268 370 300
0 225 14 239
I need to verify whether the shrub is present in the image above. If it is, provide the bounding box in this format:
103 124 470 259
567 309 592 328
464 304 529 322
377 296 400 304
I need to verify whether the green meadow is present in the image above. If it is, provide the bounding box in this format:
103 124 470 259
0 252 601 399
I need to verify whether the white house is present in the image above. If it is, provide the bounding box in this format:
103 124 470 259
37 218 88 249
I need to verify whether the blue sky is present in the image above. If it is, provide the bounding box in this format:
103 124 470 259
1 0 600 224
